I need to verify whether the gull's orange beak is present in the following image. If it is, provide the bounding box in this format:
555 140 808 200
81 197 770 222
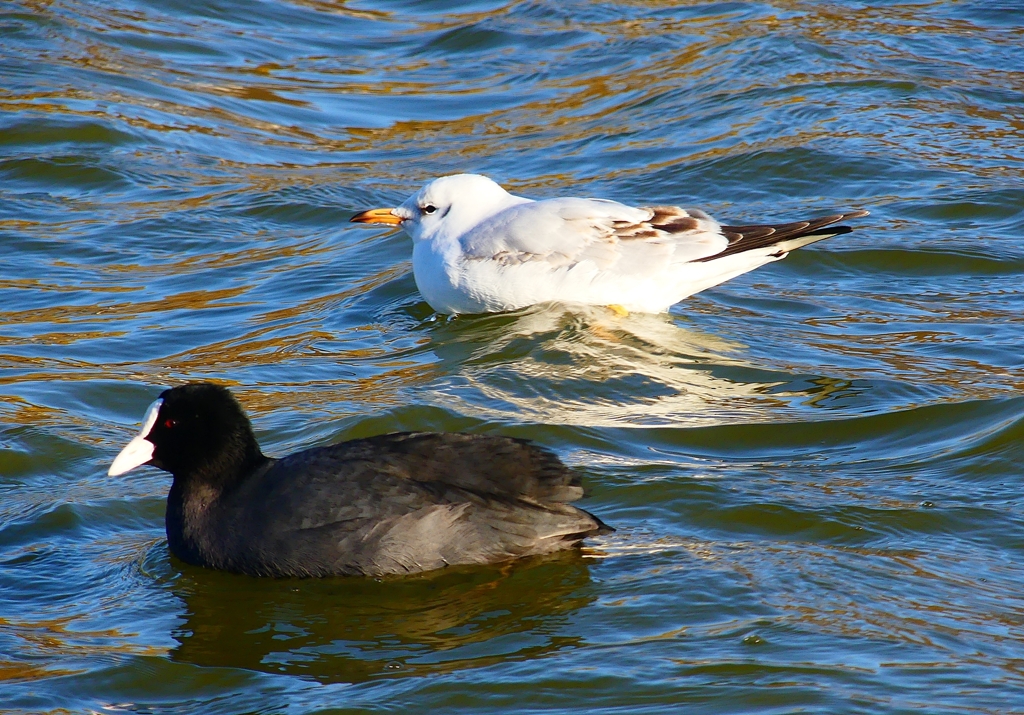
350 208 403 225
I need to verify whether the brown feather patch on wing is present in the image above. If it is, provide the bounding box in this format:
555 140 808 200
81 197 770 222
693 209 869 262
606 205 712 244
647 206 702 233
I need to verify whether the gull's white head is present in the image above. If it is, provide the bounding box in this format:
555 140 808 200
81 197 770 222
351 174 527 242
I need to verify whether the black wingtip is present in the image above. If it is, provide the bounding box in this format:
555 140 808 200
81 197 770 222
694 209 869 262
801 225 854 239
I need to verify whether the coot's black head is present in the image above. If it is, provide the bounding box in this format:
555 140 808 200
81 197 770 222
108 382 264 486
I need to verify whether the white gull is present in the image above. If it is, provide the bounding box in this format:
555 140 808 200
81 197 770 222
351 174 868 315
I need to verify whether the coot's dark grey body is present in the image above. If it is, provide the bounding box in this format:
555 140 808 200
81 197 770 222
109 384 610 578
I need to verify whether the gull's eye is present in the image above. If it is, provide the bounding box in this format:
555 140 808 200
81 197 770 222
422 205 437 215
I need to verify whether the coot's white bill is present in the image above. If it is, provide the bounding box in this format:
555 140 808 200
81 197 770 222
108 398 162 476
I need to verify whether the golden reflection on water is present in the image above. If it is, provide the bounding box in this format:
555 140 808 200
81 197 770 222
764 544 1024 663
6 0 1015 201
3 0 1023 708
0 614 164 680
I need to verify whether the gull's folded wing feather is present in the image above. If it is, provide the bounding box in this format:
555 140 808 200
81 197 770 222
459 198 729 273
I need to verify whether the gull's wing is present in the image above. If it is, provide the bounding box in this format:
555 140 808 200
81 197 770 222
458 198 728 274
460 199 869 273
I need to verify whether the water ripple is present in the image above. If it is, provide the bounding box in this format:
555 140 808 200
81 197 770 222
2 0 1023 712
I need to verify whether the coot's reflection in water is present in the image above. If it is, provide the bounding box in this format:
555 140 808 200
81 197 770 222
168 551 596 683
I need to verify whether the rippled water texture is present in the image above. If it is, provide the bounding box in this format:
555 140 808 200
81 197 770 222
2 1 1024 712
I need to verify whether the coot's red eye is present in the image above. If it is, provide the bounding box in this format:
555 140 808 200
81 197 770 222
164 418 178 429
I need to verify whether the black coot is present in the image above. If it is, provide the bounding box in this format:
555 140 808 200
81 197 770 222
109 383 610 577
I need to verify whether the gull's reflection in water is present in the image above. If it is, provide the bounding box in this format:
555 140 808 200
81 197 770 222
169 551 596 684
418 303 815 427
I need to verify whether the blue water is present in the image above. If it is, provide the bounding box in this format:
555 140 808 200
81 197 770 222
2 1 1024 712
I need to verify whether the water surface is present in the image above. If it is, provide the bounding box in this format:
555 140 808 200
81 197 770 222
2 0 1023 712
